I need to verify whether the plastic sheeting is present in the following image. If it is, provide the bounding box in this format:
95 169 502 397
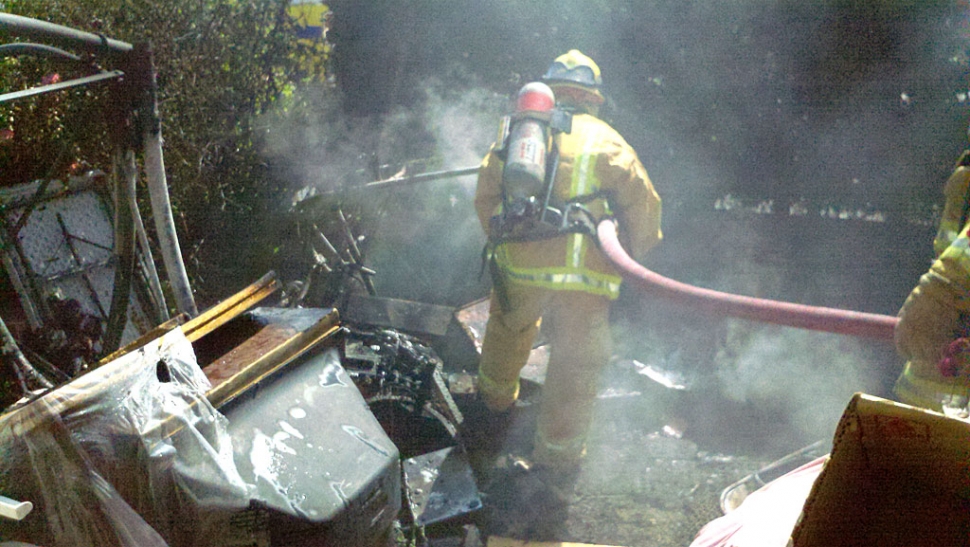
0 328 253 547
689 456 827 547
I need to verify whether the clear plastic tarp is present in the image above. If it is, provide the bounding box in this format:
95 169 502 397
0 328 253 547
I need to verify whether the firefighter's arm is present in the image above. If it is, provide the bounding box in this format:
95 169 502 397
605 147 662 260
474 149 504 237
896 232 970 369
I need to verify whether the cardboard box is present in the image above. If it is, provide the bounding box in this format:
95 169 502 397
791 393 970 546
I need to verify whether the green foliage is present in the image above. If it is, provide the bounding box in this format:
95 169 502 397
1 0 331 303
0 53 111 183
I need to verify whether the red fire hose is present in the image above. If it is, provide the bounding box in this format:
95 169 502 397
596 219 899 341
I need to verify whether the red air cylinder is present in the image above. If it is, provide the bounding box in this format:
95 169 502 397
516 81 555 112
503 82 555 201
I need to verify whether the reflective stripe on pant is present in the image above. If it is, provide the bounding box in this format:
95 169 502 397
478 280 612 468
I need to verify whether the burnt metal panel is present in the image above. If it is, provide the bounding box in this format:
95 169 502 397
403 446 481 527
342 294 453 336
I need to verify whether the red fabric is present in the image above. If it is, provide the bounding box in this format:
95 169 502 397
690 455 827 547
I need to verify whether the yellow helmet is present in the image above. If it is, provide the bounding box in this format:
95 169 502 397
542 49 605 105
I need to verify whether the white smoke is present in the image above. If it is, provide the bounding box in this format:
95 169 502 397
423 80 508 174
362 79 507 304
714 322 882 447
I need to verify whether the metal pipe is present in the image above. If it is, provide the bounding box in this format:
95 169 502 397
596 219 898 340
102 148 138 354
0 313 53 392
0 70 124 103
0 208 45 330
0 249 41 330
337 208 376 295
137 43 197 318
130 187 170 323
0 42 81 62
0 13 132 57
356 166 479 192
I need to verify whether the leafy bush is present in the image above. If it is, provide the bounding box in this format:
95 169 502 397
1 0 330 304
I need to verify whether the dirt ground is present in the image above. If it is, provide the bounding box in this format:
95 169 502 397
401 298 838 547
430 366 781 547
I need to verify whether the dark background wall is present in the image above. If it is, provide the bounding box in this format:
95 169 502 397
329 1 967 202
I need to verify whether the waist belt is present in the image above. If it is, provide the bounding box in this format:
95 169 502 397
488 197 602 245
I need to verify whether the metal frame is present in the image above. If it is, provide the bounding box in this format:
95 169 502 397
1 13 198 363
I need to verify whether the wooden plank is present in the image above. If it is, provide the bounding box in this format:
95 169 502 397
181 271 280 342
202 322 297 388
92 313 187 369
205 309 340 409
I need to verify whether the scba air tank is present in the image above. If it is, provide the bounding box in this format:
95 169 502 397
503 82 555 202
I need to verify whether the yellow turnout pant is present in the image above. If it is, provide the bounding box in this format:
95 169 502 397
478 280 612 468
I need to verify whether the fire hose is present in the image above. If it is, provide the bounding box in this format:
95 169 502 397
596 219 899 341
348 163 902 342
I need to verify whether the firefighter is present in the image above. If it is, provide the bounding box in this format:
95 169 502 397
473 50 663 471
894 149 970 412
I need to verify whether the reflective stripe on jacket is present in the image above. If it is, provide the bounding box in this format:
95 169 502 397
474 113 662 299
